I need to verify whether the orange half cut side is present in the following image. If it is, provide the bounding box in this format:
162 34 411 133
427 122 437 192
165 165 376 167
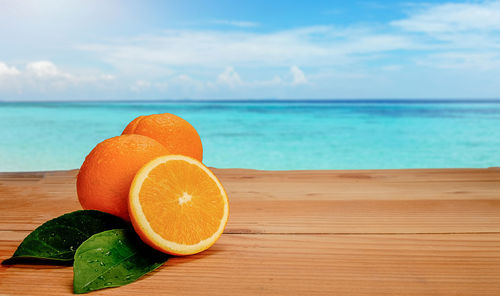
129 155 229 255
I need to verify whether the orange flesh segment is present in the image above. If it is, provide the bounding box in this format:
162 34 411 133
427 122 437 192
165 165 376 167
138 160 225 245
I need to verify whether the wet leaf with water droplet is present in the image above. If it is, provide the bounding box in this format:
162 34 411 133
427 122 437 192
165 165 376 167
2 210 128 264
73 229 169 294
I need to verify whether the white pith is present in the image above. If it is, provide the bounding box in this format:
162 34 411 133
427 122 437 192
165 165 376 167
178 192 192 205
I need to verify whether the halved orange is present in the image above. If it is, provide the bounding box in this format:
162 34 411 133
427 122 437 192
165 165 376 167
129 155 229 255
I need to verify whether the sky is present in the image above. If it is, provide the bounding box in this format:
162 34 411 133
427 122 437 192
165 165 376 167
0 0 500 101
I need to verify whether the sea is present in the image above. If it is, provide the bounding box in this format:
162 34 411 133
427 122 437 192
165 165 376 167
1 100 499 172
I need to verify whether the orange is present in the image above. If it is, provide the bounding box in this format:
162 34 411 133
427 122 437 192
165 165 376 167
77 134 169 221
122 113 203 162
129 155 229 255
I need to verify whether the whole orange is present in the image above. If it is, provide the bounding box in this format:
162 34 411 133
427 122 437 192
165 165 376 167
77 134 169 221
122 113 203 161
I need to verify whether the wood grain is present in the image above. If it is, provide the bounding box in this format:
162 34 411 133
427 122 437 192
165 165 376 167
1 168 499 234
1 168 500 295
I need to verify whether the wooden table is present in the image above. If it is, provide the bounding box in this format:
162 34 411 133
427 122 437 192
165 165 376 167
1 168 500 295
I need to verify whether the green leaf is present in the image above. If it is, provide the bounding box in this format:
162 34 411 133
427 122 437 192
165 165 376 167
2 210 128 264
73 229 169 294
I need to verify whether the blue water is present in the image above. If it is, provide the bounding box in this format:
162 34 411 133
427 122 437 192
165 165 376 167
0 100 499 171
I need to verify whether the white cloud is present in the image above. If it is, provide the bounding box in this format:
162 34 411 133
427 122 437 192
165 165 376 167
0 62 20 76
0 60 115 95
0 62 22 94
22 61 116 91
391 1 500 70
417 52 500 70
211 20 259 28
78 27 416 70
217 66 242 87
72 4 500 97
391 1 500 50
290 65 307 85
76 2 500 77
4 1 500 100
393 1 500 33
26 61 66 78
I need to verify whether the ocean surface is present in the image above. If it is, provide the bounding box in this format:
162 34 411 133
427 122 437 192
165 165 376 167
0 100 499 171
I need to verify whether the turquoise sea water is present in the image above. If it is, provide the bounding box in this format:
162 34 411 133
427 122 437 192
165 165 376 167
0 100 499 171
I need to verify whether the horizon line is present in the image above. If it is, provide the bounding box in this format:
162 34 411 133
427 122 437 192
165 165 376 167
2 98 500 104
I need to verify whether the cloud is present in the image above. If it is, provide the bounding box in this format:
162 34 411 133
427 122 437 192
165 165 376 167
0 62 22 94
78 26 415 70
0 60 115 96
391 0 500 70
77 2 500 76
392 1 500 33
0 62 20 76
417 52 500 70
290 65 307 85
211 19 259 28
4 1 500 100
391 0 500 50
26 61 66 78
217 66 242 87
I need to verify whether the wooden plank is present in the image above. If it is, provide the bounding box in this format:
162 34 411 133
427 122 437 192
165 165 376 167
1 169 499 234
1 168 500 295
2 233 500 295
